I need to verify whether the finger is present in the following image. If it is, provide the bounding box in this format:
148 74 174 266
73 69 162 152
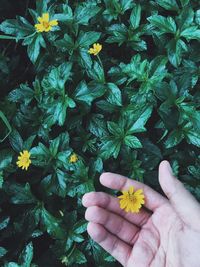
87 222 131 266
100 172 168 211
85 206 140 245
159 160 200 230
82 192 151 227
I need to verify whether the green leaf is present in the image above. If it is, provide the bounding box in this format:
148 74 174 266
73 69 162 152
128 106 153 133
0 247 7 258
155 0 179 10
42 62 72 92
107 121 123 136
76 31 101 47
53 97 70 126
69 249 87 265
90 157 103 173
73 220 87 234
74 81 102 105
5 183 37 204
100 138 121 159
0 111 12 142
74 2 101 25
120 0 134 12
9 129 23 152
36 0 50 13
23 135 36 151
124 135 142 148
186 131 200 147
89 114 107 138
165 130 184 148
180 0 190 7
55 33 74 53
196 10 200 25
0 216 10 230
30 143 50 167
23 33 46 63
19 242 33 267
40 207 65 239
180 26 200 41
148 15 176 34
167 39 187 67
130 4 141 29
177 8 194 30
8 84 34 105
0 16 34 39
106 83 122 106
106 24 127 45
71 180 95 196
0 149 13 171
0 172 3 188
87 61 105 83
56 169 68 197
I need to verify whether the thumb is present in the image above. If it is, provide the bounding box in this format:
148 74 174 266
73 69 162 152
159 160 200 229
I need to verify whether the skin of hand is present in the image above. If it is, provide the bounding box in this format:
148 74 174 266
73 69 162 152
82 160 200 267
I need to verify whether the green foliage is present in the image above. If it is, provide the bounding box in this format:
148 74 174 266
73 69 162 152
0 0 200 266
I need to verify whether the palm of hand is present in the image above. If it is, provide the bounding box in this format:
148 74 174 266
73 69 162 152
83 161 200 267
131 204 200 267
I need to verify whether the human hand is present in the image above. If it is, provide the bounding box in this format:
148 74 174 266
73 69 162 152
82 161 200 267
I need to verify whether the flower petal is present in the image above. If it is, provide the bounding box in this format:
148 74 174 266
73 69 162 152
42 13 49 22
129 186 134 194
49 19 58 26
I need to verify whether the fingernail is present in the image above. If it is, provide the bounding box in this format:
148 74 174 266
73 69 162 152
166 161 174 176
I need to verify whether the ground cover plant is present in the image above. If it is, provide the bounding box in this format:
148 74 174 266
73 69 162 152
0 0 200 266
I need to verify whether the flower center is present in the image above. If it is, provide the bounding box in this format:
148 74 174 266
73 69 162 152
21 157 29 164
43 21 50 29
129 194 137 203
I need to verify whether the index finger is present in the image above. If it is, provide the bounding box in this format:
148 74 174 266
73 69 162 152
100 172 168 212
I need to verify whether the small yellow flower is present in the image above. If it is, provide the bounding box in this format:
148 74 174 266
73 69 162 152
88 43 102 56
35 13 58 33
16 150 31 171
69 153 78 163
118 186 145 213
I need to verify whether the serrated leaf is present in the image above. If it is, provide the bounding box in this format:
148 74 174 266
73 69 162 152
155 0 179 10
128 106 153 133
5 183 36 204
124 135 142 148
106 83 122 106
74 2 101 25
180 26 200 41
23 33 46 63
40 207 65 239
186 131 200 147
0 16 34 39
130 4 141 29
148 15 176 34
69 249 87 265
76 31 101 47
9 129 23 152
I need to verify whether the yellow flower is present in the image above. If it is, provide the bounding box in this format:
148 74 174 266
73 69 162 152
118 186 145 213
69 153 78 163
16 150 31 171
35 13 58 33
88 43 102 56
